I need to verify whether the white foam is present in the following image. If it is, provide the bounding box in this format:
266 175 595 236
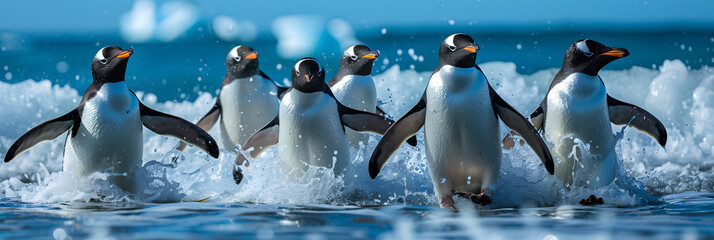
1 60 712 207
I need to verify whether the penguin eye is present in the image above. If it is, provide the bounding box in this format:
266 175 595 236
349 55 358 61
448 45 457 52
99 59 108 64
583 52 593 57
234 56 241 62
317 71 323 77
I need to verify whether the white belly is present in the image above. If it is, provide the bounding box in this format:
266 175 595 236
278 91 350 176
219 76 280 150
63 82 143 191
331 75 377 149
545 73 616 188
424 66 501 196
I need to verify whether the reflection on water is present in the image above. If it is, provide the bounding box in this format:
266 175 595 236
1 192 712 239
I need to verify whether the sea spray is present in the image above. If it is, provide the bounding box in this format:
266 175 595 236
0 60 712 207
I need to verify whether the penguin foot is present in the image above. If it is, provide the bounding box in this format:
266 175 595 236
233 166 244 185
501 130 524 150
439 194 456 209
579 195 604 205
89 194 107 202
455 190 492 206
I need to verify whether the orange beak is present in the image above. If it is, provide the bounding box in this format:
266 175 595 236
361 53 377 59
304 74 310 82
116 51 132 58
463 46 476 53
245 52 258 59
600 50 626 58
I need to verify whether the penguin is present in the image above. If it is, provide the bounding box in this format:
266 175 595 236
328 44 381 149
327 45 416 149
235 58 407 180
175 46 287 184
4 46 219 191
177 45 287 153
368 33 555 209
508 39 666 204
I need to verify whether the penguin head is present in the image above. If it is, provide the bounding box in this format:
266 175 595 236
439 33 479 68
226 45 260 78
291 58 325 93
91 46 132 83
563 39 629 76
339 45 379 76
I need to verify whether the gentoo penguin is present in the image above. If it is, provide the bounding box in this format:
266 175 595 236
177 45 287 152
4 46 219 191
368 33 554 209
328 45 416 149
510 39 666 204
235 58 405 180
175 46 287 184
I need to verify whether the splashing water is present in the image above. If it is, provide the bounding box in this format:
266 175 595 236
1 60 712 209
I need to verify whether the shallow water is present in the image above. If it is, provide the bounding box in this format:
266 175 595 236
1 192 713 239
1 32 713 239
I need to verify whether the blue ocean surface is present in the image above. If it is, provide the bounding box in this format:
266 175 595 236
1 192 713 239
1 2 714 238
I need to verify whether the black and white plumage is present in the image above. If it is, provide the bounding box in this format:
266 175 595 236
328 45 382 149
235 58 402 181
523 39 666 190
178 46 287 154
368 33 554 208
4 46 219 191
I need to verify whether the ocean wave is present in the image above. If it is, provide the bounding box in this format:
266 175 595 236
1 60 711 208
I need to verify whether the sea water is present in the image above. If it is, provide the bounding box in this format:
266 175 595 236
0 33 713 239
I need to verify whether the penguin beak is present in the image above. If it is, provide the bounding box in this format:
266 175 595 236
245 52 258 59
116 48 133 59
600 47 629 58
304 74 311 82
463 43 480 53
361 51 379 59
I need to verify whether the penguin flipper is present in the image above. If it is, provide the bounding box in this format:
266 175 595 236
502 101 545 149
236 116 279 165
489 85 555 175
368 95 426 179
607 95 667 147
261 70 290 99
5 109 79 162
375 106 387 117
339 104 395 135
139 102 219 158
177 100 221 151
529 105 545 131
